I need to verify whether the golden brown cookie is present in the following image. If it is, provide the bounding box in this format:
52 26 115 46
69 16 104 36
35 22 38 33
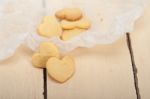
32 42 60 68
46 56 75 83
39 42 60 58
61 29 85 41
61 18 91 30
32 53 49 68
55 8 82 21
37 16 62 38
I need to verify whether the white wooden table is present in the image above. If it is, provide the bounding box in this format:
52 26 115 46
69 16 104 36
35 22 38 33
0 0 150 99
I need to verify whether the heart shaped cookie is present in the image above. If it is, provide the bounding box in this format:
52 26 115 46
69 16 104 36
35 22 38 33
61 18 91 30
46 56 75 83
32 42 60 68
37 16 62 37
61 28 85 41
39 42 60 58
32 53 50 68
55 8 82 21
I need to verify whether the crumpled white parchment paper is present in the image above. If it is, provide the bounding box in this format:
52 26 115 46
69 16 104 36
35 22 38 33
0 0 147 61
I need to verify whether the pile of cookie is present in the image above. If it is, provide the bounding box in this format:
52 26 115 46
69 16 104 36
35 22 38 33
32 42 75 83
32 8 91 83
37 8 91 41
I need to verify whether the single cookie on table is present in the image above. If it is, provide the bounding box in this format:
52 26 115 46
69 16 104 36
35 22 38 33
55 8 82 21
37 16 62 38
61 28 85 41
46 56 75 83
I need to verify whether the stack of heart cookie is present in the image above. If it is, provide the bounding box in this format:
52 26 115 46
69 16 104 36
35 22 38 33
32 42 75 83
37 8 91 41
32 8 91 83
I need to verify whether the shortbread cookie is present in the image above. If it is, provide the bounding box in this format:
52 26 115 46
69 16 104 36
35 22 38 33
32 53 49 68
39 42 60 58
61 18 91 30
32 42 60 68
46 56 75 83
55 8 82 21
37 16 62 37
61 29 85 41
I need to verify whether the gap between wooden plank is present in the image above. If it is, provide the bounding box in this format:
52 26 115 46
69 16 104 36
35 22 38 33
42 0 47 99
43 69 47 99
126 33 141 99
41 0 136 98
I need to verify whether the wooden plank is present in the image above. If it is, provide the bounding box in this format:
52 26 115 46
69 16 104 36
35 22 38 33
0 45 43 99
0 0 44 99
45 1 136 98
47 36 136 99
130 2 150 99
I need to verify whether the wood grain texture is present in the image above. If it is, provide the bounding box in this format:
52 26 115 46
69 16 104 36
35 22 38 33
130 2 150 99
47 36 136 99
0 45 43 99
